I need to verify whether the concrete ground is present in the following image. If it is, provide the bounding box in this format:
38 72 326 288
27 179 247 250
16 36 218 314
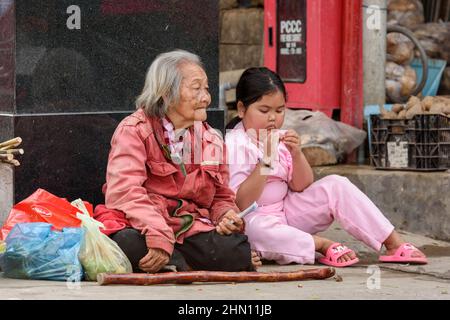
1 165 449 300
1 224 449 300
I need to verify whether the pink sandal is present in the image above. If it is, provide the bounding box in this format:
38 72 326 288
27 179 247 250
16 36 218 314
318 243 359 267
379 243 428 264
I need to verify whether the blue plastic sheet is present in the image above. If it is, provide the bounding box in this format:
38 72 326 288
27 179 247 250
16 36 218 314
0 223 84 281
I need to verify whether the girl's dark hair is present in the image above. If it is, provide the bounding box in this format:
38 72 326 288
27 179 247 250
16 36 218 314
226 67 287 130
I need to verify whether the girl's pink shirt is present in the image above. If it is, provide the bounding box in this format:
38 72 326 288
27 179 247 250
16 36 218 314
226 121 294 207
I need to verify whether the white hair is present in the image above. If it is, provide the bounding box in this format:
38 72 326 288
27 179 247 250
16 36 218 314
135 49 203 118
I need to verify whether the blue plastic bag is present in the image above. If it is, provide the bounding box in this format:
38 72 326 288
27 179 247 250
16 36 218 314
0 222 84 281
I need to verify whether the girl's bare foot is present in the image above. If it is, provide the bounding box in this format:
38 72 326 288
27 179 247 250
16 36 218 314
383 230 425 258
313 236 357 263
251 250 262 269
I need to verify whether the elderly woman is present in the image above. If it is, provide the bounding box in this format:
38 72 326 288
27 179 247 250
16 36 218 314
94 50 260 273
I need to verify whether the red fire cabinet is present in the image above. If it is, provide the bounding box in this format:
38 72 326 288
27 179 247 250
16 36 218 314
264 0 363 128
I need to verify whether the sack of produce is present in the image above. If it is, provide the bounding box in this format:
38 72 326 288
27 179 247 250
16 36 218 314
72 199 132 281
0 222 84 281
413 22 450 62
439 67 450 95
387 0 424 29
387 32 415 65
282 110 366 164
386 62 417 101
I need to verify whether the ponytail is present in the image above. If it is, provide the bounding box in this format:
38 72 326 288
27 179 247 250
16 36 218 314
225 116 242 130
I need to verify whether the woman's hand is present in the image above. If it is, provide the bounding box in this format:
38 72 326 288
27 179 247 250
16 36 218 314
281 129 302 158
139 248 170 273
216 210 244 235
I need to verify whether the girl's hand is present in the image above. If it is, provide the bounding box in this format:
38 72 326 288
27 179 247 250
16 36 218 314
281 129 302 157
216 210 244 235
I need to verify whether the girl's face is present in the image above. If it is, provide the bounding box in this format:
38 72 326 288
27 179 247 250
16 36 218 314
238 90 286 132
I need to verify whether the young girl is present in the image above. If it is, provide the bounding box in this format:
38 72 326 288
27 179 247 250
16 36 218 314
224 67 428 267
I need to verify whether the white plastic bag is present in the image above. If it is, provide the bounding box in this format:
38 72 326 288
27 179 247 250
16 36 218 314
282 110 367 161
72 199 132 281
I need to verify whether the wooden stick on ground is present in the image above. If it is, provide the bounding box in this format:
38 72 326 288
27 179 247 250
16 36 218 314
0 142 22 151
97 267 336 286
2 159 20 166
0 137 22 149
0 154 14 162
0 149 24 155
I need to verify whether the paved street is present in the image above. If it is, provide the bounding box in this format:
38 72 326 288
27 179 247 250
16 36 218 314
1 263 449 300
1 225 449 300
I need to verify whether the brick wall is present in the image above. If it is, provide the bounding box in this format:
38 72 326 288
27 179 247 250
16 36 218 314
219 0 264 71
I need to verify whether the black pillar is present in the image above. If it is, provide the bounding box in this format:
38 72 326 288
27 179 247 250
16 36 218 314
0 0 222 208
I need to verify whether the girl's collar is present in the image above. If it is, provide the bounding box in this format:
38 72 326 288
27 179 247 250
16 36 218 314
233 121 262 150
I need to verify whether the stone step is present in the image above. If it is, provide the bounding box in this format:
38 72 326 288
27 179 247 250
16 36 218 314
313 165 450 241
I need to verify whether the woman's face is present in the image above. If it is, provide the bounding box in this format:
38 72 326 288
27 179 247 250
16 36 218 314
238 90 286 132
171 62 211 124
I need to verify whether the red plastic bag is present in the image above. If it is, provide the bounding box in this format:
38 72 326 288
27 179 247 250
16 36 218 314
0 188 93 240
